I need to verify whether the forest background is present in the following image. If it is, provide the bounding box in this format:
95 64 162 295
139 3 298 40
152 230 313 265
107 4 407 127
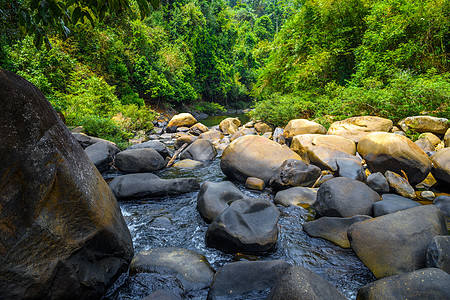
1 0 449 148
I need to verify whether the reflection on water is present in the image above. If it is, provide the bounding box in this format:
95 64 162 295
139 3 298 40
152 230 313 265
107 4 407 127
104 148 375 300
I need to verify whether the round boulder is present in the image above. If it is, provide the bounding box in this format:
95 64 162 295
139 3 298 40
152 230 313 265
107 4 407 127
373 194 421 217
174 134 197 150
399 115 449 135
336 157 366 181
219 117 241 135
327 116 393 142
431 148 450 185
199 130 224 143
189 122 209 136
254 122 273 134
426 235 450 273
269 159 321 190
274 187 317 208
167 113 197 128
283 119 327 140
85 141 120 172
128 140 172 159
205 198 280 253
312 177 380 217
221 135 301 184
365 172 390 194
357 132 432 185
180 139 217 162
115 148 166 173
197 181 246 223
173 159 203 169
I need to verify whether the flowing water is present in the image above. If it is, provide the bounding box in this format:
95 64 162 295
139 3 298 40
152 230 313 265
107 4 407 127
103 115 375 300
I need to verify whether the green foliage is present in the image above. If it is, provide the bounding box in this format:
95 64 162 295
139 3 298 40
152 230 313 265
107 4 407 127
79 115 132 149
194 101 226 115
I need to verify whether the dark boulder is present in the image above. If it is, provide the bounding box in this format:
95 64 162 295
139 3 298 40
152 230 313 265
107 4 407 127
266 266 346 300
207 260 291 300
312 177 380 217
197 181 246 223
348 205 448 278
115 148 166 173
206 198 280 253
0 69 133 299
365 172 390 194
143 290 182 300
426 236 450 273
434 195 450 217
109 173 199 200
357 268 450 300
85 141 120 172
373 194 421 217
431 148 450 185
336 157 366 181
127 140 172 159
269 159 321 190
180 139 217 162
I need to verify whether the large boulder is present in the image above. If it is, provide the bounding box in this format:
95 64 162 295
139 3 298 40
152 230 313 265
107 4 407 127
269 159 321 190
219 117 241 135
399 116 449 135
0 69 133 299
357 268 450 300
373 194 421 217
336 157 366 181
130 248 214 292
357 132 432 185
312 177 380 217
283 119 327 139
348 205 448 278
180 139 217 162
426 236 450 273
115 148 166 173
189 122 209 136
327 116 393 143
205 198 280 253
199 130 224 143
197 181 246 223
167 113 197 128
431 148 450 185
303 215 372 248
229 127 257 142
274 187 317 208
266 266 346 300
207 260 290 300
85 141 120 172
127 140 172 159
109 173 199 200
221 135 301 184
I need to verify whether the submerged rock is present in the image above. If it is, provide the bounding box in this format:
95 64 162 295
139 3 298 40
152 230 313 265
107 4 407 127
0 69 133 299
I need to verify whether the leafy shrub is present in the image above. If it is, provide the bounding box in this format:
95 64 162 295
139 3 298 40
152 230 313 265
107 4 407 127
118 104 157 132
194 102 226 115
79 115 132 149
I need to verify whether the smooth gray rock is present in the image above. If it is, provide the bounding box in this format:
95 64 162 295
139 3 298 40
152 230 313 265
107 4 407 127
180 139 217 161
303 215 372 248
274 187 317 207
206 198 280 253
85 141 120 172
336 157 366 181
115 148 165 173
109 173 199 200
365 172 390 194
373 194 421 217
357 268 450 300
434 195 450 217
312 177 380 217
197 181 246 223
269 159 321 190
426 236 450 273
127 140 172 159
143 290 181 300
266 266 346 300
348 205 448 278
130 248 214 292
207 260 291 300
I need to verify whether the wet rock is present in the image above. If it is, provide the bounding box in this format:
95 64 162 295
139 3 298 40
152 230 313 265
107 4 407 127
130 248 214 292
199 130 225 143
312 177 380 217
327 116 393 143
166 125 178 133
115 148 166 173
283 119 327 140
426 236 450 273
197 181 246 223
303 215 372 248
348 205 448 278
434 195 450 217
266 266 347 300
109 173 199 200
127 140 172 159
167 113 197 128
245 177 265 191
173 159 203 168
207 260 290 300
385 170 416 198
176 126 190 133
274 187 317 208
431 148 450 185
421 190 436 201
174 134 197 150
189 122 209 136
254 122 273 134
418 132 442 147
0 69 133 299
180 139 217 162
357 132 432 185
399 115 449 135
269 159 321 190
373 194 421 217
221 135 301 184
415 137 435 152
219 117 241 135
365 172 390 194
356 268 450 300
336 157 366 181
143 290 182 300
85 141 120 172
206 198 280 253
